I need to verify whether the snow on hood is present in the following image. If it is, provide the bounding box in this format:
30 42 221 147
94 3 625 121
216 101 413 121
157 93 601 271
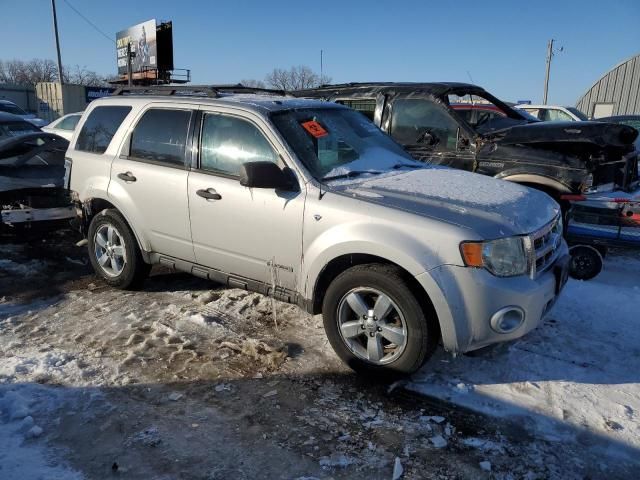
335 168 559 236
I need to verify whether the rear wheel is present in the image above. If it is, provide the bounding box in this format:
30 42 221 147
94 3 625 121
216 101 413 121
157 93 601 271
569 245 603 280
87 209 150 289
322 264 439 376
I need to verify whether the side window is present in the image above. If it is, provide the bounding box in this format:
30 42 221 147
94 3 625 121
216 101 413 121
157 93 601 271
130 109 192 167
76 106 131 154
336 99 376 121
58 114 81 131
390 98 460 149
524 108 540 119
545 109 573 122
199 114 277 176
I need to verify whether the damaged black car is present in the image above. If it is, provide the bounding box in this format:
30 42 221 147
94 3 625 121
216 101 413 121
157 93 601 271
294 83 639 206
0 112 75 234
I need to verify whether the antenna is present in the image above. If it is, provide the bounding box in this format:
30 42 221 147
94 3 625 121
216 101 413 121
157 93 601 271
320 49 324 81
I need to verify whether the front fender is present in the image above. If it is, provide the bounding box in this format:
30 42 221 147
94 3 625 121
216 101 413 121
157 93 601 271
301 221 450 302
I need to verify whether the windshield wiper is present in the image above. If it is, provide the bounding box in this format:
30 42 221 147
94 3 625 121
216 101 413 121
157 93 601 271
321 170 383 182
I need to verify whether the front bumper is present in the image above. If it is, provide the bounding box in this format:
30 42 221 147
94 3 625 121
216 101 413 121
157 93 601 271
416 242 570 353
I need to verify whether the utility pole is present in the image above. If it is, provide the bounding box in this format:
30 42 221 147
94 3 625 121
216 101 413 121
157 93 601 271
543 39 562 104
51 0 64 84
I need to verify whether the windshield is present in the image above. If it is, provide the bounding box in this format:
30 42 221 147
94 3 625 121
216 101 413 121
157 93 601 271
0 103 27 116
271 107 421 181
0 121 40 141
446 94 535 135
565 107 589 121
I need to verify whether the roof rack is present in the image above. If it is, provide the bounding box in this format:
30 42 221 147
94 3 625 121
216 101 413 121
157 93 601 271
111 84 287 98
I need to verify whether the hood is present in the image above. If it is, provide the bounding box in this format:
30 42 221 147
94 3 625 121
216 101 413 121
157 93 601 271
24 116 48 127
331 168 559 238
490 121 638 150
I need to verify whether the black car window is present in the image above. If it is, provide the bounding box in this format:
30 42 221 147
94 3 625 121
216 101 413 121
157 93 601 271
76 106 131 154
199 114 277 176
0 121 40 140
390 98 459 149
0 103 27 115
130 109 192 167
58 114 81 131
336 99 376 121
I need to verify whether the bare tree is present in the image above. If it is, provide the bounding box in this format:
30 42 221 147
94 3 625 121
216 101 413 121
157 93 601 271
240 78 267 89
264 65 331 91
0 58 111 86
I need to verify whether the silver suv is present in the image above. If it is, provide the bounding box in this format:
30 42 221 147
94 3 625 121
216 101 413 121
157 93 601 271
66 86 569 375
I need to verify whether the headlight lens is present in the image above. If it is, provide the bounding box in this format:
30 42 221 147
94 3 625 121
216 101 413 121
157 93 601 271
460 237 529 277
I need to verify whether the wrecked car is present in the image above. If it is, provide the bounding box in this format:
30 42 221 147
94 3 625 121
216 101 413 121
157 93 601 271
294 83 639 205
67 86 569 376
0 112 75 233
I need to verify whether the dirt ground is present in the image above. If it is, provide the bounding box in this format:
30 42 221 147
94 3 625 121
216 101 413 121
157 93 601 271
0 230 633 479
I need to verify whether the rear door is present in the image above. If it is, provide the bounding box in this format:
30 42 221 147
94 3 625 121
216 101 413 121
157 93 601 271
187 108 304 291
109 103 196 262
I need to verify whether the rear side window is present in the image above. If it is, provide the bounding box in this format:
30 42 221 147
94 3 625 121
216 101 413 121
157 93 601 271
76 106 131 154
336 99 376 120
130 109 192 167
57 114 81 131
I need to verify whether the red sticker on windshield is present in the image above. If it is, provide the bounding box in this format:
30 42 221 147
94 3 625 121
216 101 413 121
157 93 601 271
301 120 328 138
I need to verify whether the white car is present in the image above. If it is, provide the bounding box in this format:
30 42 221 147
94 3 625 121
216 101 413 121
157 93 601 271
0 99 48 127
515 104 589 122
42 112 83 141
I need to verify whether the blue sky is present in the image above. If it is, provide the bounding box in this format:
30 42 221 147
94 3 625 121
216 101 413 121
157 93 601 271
2 0 639 106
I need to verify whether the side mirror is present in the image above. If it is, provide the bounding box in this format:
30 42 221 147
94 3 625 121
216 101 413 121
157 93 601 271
239 161 296 190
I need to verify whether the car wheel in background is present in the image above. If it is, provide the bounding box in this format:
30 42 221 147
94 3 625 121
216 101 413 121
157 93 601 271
569 245 603 280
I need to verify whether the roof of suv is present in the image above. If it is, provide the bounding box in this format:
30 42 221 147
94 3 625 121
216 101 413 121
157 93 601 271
294 82 485 97
101 85 344 115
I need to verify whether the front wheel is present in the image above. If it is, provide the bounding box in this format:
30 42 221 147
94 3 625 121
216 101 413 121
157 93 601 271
322 264 439 376
87 209 150 289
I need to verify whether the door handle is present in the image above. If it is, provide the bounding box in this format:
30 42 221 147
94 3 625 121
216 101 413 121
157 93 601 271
117 172 137 182
196 188 222 200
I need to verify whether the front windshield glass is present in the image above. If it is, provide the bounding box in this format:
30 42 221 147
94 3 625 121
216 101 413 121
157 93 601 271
0 103 27 115
271 107 421 180
447 94 534 134
0 121 39 141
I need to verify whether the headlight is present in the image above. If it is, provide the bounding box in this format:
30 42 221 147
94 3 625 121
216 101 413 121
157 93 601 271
460 237 529 277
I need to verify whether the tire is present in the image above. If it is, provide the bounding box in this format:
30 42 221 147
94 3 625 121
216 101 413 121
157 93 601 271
322 263 439 377
87 209 151 289
569 245 603 281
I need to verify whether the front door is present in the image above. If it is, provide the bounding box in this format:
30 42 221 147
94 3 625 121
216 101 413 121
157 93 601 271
187 110 305 291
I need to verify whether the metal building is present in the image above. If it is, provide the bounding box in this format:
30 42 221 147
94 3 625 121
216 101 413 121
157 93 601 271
576 53 640 118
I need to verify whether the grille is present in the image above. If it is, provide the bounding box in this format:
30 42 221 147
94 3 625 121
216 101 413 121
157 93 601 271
529 215 563 278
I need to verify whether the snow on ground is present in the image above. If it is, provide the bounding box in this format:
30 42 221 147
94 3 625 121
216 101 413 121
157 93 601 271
410 251 640 467
2 236 639 478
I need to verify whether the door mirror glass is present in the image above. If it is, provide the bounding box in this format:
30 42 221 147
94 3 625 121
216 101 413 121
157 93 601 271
239 161 295 190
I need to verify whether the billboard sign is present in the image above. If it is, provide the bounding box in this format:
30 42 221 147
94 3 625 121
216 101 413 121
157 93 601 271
85 87 115 103
116 19 157 75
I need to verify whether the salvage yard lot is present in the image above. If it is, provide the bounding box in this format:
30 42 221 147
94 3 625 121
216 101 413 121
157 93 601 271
1 232 639 479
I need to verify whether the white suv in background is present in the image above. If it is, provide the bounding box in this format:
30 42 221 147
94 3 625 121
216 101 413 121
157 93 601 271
515 104 589 122
66 86 569 375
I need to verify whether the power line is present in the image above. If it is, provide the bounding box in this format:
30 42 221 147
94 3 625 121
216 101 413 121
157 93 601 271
61 0 115 44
